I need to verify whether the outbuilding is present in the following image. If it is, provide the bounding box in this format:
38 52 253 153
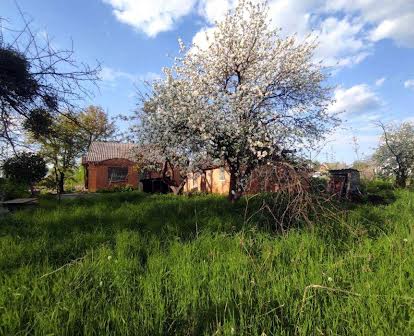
328 168 361 198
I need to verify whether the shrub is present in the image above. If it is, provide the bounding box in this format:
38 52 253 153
2 152 47 195
0 178 30 200
97 184 137 193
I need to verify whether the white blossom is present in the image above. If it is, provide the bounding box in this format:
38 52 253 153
374 121 414 187
137 0 338 199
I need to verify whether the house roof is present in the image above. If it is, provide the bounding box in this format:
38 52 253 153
82 142 137 163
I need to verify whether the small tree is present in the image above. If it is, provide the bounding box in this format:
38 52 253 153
25 106 115 193
3 152 47 195
26 112 84 194
138 0 338 201
374 121 414 188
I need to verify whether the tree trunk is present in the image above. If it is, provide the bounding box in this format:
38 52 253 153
228 170 242 202
29 184 35 197
169 178 187 195
59 171 65 194
396 172 407 188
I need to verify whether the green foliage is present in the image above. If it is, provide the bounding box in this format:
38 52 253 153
26 107 115 193
0 178 30 200
64 165 85 192
23 108 53 137
309 176 328 192
97 184 137 193
360 179 396 205
2 152 47 193
31 114 86 193
78 105 116 149
0 191 414 334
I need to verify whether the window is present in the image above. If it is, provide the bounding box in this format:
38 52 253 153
219 167 226 181
108 167 128 182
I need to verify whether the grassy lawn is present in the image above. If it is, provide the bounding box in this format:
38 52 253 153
1 189 414 335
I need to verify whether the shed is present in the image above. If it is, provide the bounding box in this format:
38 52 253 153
328 169 361 198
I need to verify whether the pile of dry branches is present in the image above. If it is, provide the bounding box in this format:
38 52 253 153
244 161 338 232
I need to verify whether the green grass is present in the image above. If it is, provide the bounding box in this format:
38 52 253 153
1 190 414 335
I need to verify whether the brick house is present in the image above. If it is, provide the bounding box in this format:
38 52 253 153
184 166 230 194
82 142 177 193
184 163 310 195
83 142 309 195
82 142 140 192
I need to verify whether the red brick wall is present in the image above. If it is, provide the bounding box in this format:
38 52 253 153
85 159 139 192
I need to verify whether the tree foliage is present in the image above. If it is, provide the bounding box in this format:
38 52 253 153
23 108 54 138
78 105 116 149
25 106 115 193
374 121 414 188
35 113 84 193
138 0 338 200
2 152 47 195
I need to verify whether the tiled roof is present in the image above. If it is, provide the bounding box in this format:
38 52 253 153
83 142 137 163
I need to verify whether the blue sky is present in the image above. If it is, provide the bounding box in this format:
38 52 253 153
2 0 414 163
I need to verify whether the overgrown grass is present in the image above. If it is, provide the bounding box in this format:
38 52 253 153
1 189 414 335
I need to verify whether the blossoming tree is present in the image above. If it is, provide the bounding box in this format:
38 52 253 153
374 121 414 188
139 0 338 201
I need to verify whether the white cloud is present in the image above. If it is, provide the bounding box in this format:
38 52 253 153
191 27 214 49
197 0 236 24
327 0 414 47
102 0 197 37
329 84 383 115
103 0 414 66
370 13 414 47
193 0 413 68
375 77 386 86
312 16 371 68
267 0 319 39
100 66 137 82
191 1 373 69
326 0 412 22
191 3 372 69
404 79 414 90
100 66 160 83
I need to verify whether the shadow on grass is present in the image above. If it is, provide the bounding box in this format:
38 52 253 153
0 189 401 272
0 193 246 270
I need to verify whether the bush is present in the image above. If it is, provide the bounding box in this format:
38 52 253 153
2 153 47 195
97 184 137 193
0 178 30 200
309 176 328 193
362 179 396 205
